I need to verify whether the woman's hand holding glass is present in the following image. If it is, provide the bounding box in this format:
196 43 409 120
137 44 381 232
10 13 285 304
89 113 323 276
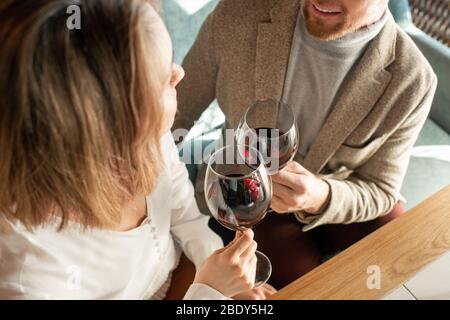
193 230 258 297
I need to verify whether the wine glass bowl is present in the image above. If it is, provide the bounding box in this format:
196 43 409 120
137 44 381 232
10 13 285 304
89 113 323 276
204 144 273 287
236 99 299 174
205 145 271 231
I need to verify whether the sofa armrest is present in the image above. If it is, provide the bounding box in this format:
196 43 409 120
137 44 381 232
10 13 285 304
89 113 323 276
404 25 450 134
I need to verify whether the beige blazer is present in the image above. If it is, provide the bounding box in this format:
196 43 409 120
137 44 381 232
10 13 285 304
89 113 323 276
175 0 437 230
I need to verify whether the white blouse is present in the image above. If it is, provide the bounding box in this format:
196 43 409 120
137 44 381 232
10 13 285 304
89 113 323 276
0 133 226 300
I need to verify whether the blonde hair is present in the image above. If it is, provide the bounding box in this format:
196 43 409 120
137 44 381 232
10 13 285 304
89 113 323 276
0 0 165 230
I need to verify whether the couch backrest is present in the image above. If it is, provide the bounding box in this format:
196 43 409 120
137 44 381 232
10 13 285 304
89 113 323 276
162 0 219 63
389 0 450 133
389 0 413 26
413 34 450 133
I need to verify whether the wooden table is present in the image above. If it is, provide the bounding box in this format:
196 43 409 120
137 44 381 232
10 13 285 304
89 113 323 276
271 185 450 300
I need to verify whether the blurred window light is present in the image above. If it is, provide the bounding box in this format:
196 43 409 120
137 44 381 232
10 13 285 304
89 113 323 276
175 0 212 15
411 145 450 163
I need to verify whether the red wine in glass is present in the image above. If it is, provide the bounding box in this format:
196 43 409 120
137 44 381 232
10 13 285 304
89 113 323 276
209 173 271 230
252 127 298 171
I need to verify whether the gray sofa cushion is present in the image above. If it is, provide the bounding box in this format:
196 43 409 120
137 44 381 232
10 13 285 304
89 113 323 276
401 119 450 209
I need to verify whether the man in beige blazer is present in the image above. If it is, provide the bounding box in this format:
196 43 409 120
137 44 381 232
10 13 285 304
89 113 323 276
175 0 437 288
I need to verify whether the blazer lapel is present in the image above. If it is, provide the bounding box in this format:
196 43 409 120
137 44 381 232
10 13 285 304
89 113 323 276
255 0 301 101
303 13 398 174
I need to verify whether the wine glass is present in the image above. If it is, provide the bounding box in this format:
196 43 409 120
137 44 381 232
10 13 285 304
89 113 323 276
236 99 299 175
204 144 272 287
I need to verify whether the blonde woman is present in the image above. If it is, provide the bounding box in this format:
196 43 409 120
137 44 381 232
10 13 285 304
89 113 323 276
0 0 275 300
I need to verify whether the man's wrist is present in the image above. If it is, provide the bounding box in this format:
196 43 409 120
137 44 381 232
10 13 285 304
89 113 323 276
306 178 331 214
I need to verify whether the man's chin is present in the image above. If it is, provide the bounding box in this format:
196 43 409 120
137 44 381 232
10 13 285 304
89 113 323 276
305 22 348 41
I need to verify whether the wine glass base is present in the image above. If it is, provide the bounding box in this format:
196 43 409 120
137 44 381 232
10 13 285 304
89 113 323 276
254 250 272 288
